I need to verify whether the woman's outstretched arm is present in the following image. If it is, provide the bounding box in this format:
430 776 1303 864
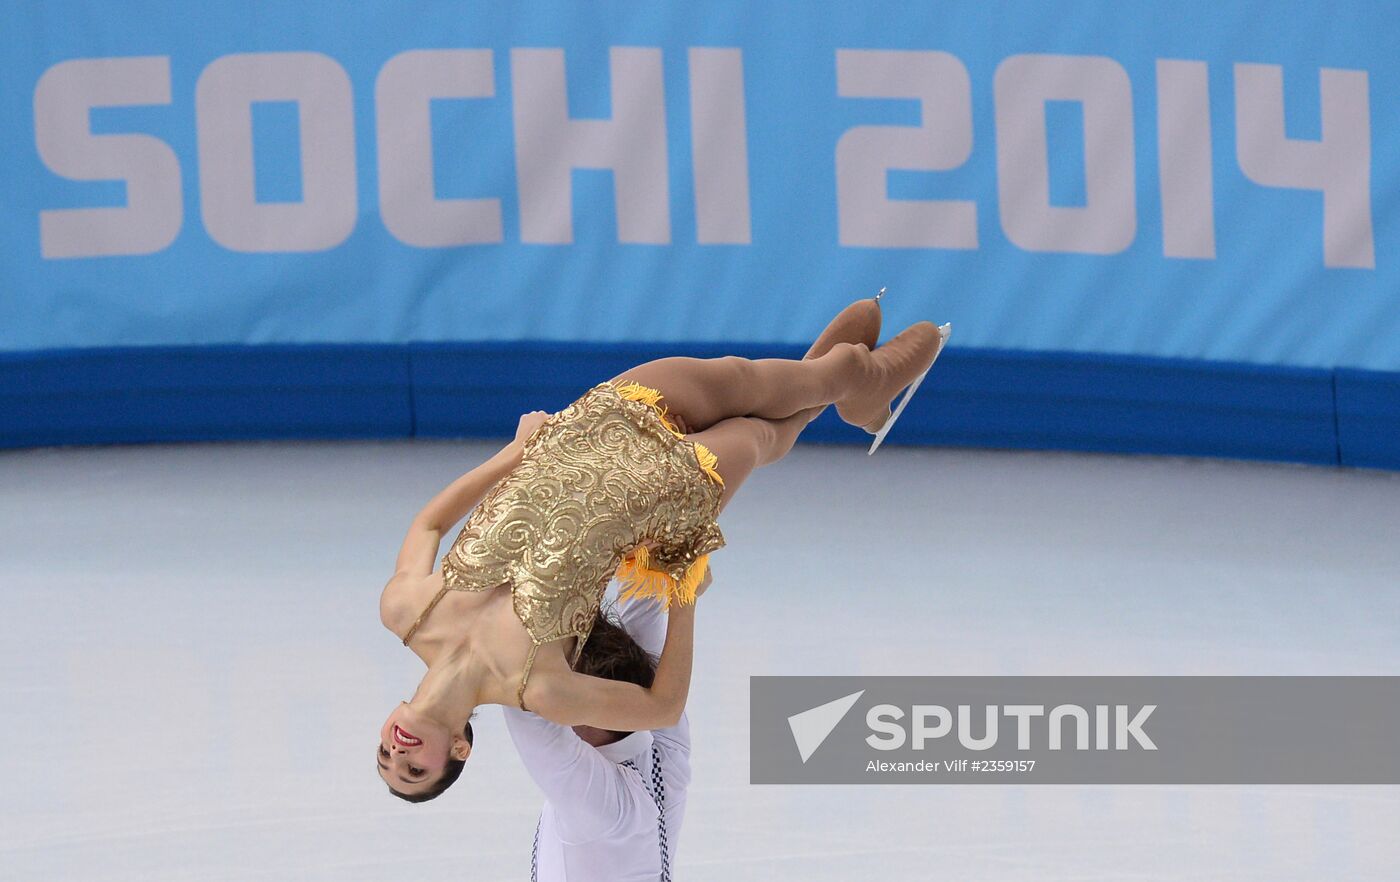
530 571 709 731
534 603 695 731
393 412 550 577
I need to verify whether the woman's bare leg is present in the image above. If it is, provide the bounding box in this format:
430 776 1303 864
608 345 866 432
686 409 814 513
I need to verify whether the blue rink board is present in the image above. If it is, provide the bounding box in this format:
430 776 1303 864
3 344 1396 471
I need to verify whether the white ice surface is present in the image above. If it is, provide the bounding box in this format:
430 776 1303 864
2 439 1398 881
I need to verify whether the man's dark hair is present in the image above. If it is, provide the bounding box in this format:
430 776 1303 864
387 714 475 804
572 601 658 739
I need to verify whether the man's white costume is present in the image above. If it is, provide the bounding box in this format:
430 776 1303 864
504 595 689 881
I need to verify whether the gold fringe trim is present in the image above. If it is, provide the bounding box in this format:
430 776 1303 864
692 442 724 487
611 380 724 488
616 545 711 609
613 380 686 439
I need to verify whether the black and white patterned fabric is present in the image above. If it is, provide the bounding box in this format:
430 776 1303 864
531 816 541 882
623 741 671 881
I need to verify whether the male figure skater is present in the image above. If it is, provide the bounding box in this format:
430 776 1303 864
503 573 709 881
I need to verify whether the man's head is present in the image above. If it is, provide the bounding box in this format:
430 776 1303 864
571 612 658 747
377 702 475 802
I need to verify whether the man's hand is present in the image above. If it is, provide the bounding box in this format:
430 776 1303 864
694 566 714 599
515 410 552 445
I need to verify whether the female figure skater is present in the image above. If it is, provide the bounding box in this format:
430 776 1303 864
376 297 950 800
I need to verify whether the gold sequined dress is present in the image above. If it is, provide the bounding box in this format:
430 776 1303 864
402 380 726 710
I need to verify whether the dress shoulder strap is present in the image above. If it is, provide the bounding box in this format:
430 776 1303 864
517 643 541 711
402 586 450 647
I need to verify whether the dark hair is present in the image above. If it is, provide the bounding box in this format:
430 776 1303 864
572 601 658 739
387 714 475 804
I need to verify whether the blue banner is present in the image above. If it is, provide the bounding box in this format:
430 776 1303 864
1 1 1396 371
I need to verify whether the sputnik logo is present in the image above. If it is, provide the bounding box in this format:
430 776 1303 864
786 690 864 763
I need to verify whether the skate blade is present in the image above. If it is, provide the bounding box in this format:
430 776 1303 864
867 322 951 455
